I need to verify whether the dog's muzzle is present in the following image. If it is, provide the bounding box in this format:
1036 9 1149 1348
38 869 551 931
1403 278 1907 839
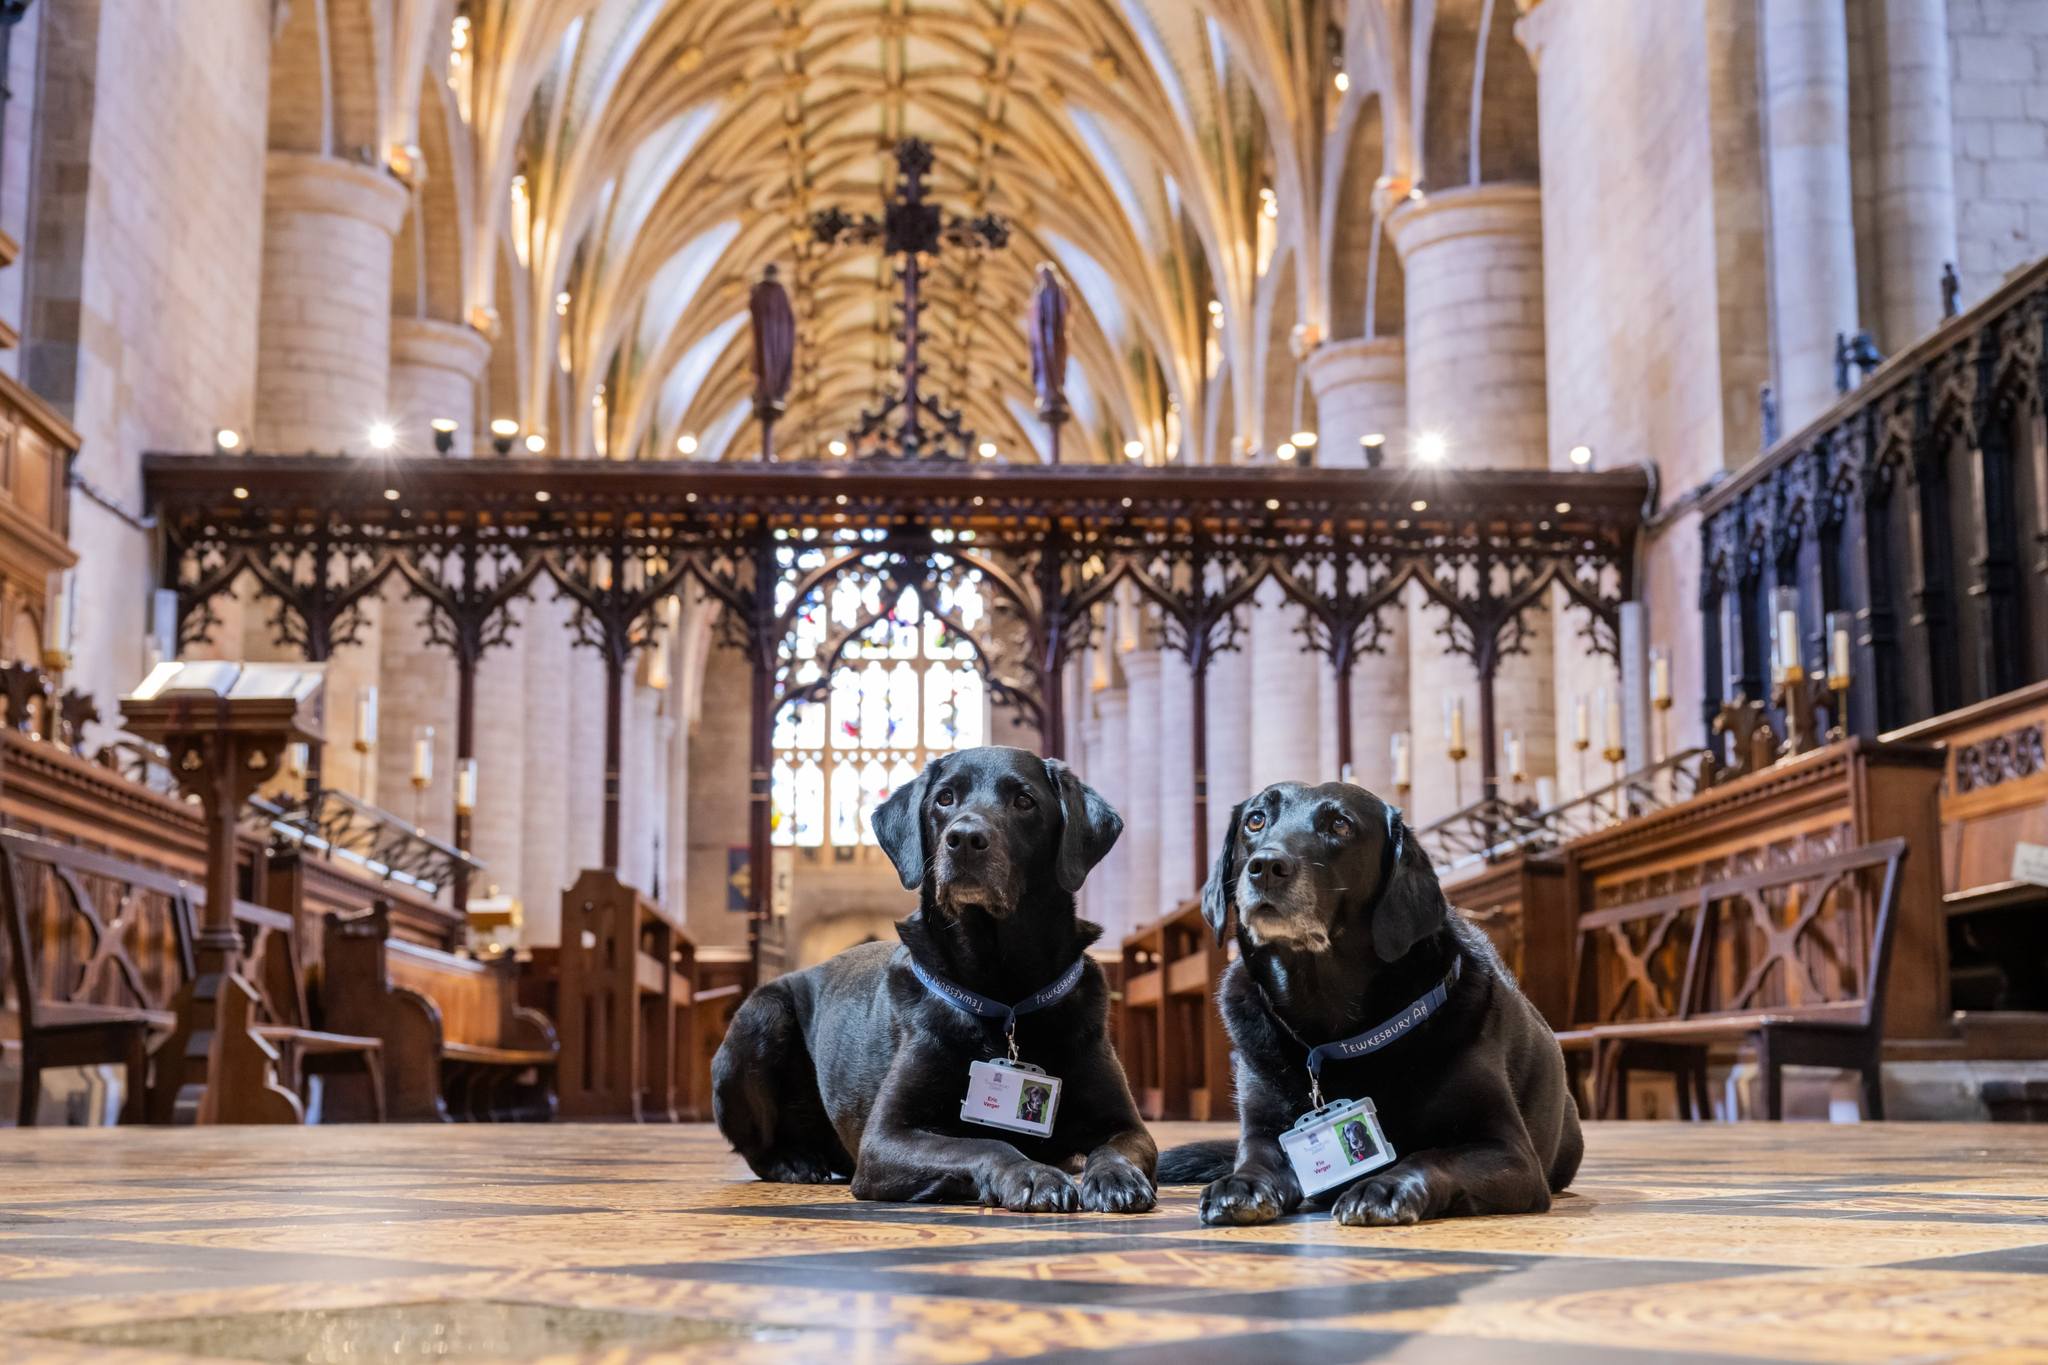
936 816 1015 914
1236 849 1329 949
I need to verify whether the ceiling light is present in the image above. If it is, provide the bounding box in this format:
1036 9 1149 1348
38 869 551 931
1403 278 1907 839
1265 499 1281 510
524 433 546 454
367 422 396 451
1555 501 1573 514
1414 431 1447 465
1412 499 1429 512
1334 70 1350 93
383 488 400 501
1293 431 1318 449
232 485 249 500
430 418 458 455
1569 443 1594 468
829 439 849 457
213 428 241 453
1276 442 1296 462
1361 432 1386 448
555 291 571 315
676 432 699 455
1207 299 1224 317
491 419 519 437
534 490 551 503
977 441 997 458
1123 440 1145 460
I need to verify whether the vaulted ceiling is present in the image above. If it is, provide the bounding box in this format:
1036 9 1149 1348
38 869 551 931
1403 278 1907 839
308 0 1536 465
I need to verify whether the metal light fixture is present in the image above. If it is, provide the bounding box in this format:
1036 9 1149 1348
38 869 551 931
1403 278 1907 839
524 432 547 455
1360 433 1386 469
676 432 699 456
431 418 458 455
490 418 518 456
367 421 396 452
1568 443 1594 469
1413 431 1447 466
1123 439 1145 460
213 428 242 454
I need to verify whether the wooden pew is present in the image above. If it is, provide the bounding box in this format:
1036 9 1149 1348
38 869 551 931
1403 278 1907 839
322 903 557 1121
1442 848 1571 1028
553 870 692 1122
0 831 188 1125
1560 838 1908 1120
229 900 385 1121
684 948 750 1122
1885 681 2048 1048
1118 902 1232 1121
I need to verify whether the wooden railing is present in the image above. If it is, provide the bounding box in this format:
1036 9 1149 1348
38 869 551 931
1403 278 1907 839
1698 254 2048 740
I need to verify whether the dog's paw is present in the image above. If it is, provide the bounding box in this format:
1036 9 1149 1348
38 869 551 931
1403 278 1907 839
756 1154 839 1184
989 1162 1083 1213
1331 1168 1432 1226
1080 1158 1156 1214
1199 1170 1296 1226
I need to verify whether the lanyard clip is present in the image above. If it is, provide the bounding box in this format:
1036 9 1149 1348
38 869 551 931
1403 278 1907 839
1005 1017 1020 1064
1307 1067 1324 1110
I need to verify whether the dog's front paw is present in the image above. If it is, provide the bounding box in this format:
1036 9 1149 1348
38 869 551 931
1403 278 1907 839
1080 1157 1156 1214
1199 1169 1297 1226
1331 1167 1432 1226
989 1161 1082 1213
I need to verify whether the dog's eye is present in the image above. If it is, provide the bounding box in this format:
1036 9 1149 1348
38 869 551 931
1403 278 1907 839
1330 815 1353 838
1243 811 1266 833
934 789 956 807
1013 792 1036 811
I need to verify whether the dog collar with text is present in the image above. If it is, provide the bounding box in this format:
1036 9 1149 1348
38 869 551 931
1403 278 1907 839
1295 956 1463 1106
907 955 1087 1060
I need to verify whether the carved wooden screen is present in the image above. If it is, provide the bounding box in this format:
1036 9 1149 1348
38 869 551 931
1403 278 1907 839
1570 885 1707 1028
0 832 193 1027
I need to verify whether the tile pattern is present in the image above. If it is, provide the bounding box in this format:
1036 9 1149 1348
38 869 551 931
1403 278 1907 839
1 1122 2046 1362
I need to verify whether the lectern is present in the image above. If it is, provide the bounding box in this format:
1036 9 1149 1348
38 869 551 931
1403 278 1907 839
123 661 323 1122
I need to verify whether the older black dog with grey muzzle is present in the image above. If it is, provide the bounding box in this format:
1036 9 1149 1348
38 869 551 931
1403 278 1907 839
1158 781 1580 1225
712 746 1157 1213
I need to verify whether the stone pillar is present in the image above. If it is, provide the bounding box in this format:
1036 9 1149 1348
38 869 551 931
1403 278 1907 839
520 595 574 944
1093 686 1130 940
252 153 409 803
1204 647 1253 850
1156 651 1196 910
1760 0 1860 428
567 649 607 878
469 605 527 905
255 154 409 452
1076 701 1105 928
1871 0 1958 347
389 317 490 456
1389 185 1553 823
1121 650 1164 926
1247 584 1320 791
1305 339 1410 792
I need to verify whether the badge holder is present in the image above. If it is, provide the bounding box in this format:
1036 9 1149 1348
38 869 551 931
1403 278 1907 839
1279 1094 1395 1198
960 1022 1062 1138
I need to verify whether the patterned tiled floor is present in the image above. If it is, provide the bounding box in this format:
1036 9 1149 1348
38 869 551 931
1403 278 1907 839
3 1121 2047 1362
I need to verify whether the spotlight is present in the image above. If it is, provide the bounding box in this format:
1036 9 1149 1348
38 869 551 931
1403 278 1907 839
232 485 250 500
828 439 849 457
976 441 997 458
555 291 571 316
1291 430 1318 448
1555 501 1573 514
524 432 547 455
1123 439 1145 460
1411 499 1428 512
1276 442 1297 463
676 432 699 456
383 488 400 501
534 490 552 503
431 418 458 455
213 428 242 454
367 421 396 451
1334 70 1350 93
1207 299 1224 318
1568 443 1594 469
490 418 518 456
1360 433 1386 469
1413 431 1447 466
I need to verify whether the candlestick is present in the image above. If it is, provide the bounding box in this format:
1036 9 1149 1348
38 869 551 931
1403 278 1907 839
1772 586 1804 683
456 758 478 816
1444 695 1467 762
354 687 379 752
411 726 434 786
1503 728 1526 787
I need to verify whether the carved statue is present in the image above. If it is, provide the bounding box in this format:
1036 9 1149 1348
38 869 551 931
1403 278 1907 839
748 265 795 420
1029 264 1070 424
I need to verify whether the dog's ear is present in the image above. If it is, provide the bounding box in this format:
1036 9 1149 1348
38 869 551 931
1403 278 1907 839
873 762 933 890
1044 758 1122 893
1200 802 1244 945
1372 808 1449 962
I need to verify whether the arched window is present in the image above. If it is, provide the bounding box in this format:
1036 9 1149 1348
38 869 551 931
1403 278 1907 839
771 538 990 848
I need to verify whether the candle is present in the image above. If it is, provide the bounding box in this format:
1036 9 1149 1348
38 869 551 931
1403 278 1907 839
1574 693 1590 747
42 569 74 666
1650 647 1672 707
411 727 434 785
1391 731 1412 786
1535 776 1557 809
1504 728 1524 781
455 758 478 815
1445 696 1467 754
1603 687 1622 753
1828 611 1852 686
355 686 379 749
1773 588 1804 680
285 742 309 782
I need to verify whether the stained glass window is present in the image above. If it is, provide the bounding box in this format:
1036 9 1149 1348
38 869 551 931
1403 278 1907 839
771 547 993 847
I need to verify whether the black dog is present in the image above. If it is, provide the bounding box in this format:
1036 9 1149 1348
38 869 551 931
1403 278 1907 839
712 745 1157 1213
1158 781 1580 1225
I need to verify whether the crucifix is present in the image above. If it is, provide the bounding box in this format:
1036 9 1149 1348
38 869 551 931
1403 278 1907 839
812 138 1009 460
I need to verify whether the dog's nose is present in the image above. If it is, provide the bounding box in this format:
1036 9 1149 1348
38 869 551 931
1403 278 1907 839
1245 852 1295 884
943 819 991 855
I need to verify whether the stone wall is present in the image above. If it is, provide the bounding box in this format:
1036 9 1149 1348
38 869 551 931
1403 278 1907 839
1948 0 2048 306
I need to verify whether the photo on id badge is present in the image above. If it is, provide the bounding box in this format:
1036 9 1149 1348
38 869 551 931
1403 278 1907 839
1338 1117 1374 1165
1017 1079 1051 1125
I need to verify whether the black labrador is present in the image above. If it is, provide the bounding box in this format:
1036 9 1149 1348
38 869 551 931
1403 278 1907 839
1158 781 1580 1225
712 745 1157 1213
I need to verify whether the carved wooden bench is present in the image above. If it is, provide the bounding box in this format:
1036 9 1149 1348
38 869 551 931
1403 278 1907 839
1557 838 1909 1119
321 903 557 1121
1118 901 1232 1122
230 899 386 1121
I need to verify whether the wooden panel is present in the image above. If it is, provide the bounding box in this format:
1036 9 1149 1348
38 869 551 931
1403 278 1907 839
1885 679 2048 905
1443 849 1569 1028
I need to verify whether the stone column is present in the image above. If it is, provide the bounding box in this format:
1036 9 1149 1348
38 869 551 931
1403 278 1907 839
1389 185 1553 824
1204 647 1253 851
1076 701 1105 927
1247 583 1321 792
1093 686 1130 940
520 595 574 944
1760 0 1860 428
1304 339 1410 792
1155 652 1196 911
389 317 490 456
469 604 527 905
567 649 607 878
252 153 409 803
1121 650 1164 926
1871 0 1958 347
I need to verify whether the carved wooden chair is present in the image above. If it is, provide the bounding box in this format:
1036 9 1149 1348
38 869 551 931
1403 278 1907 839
232 899 387 1121
1 831 192 1125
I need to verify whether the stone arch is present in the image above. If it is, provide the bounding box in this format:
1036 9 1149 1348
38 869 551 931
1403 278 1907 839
1326 94 1405 343
267 0 388 159
392 74 469 323
1421 0 1540 191
482 240 527 435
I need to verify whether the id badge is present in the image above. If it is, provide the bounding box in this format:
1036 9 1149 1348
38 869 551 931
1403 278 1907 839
961 1059 1062 1138
1279 1096 1394 1197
